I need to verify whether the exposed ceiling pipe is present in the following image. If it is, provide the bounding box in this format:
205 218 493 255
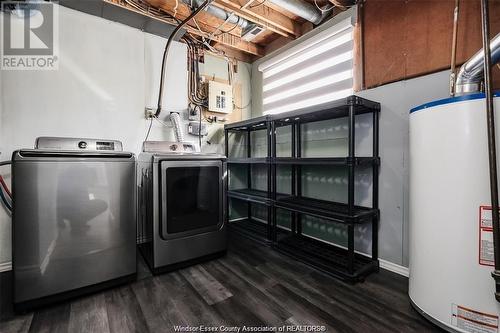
183 0 253 31
267 0 333 25
455 32 500 95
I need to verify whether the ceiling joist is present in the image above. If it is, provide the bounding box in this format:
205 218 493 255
110 0 264 56
105 0 340 60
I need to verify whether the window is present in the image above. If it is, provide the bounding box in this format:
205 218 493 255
258 17 355 115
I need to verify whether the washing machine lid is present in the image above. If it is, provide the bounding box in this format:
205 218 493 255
15 149 134 158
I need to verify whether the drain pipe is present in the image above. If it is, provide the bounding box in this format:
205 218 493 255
480 0 500 303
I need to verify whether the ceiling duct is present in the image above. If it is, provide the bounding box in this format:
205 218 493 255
184 0 252 31
267 0 333 25
455 32 500 95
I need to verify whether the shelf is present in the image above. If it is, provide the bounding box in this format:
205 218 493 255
227 158 271 164
229 218 270 244
225 94 380 283
224 115 271 131
274 235 378 282
273 157 380 166
273 96 380 126
228 189 271 205
225 96 380 130
275 195 378 224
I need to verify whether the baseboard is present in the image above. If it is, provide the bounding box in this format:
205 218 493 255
379 259 409 277
0 261 12 273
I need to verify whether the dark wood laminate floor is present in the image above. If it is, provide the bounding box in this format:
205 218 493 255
0 233 443 333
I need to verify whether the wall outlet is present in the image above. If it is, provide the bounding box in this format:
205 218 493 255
145 108 155 119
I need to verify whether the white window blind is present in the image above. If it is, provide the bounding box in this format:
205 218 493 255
258 17 354 115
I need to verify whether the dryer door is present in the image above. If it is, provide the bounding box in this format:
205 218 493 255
159 160 224 240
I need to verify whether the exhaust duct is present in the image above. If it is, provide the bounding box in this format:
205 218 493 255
169 112 185 143
455 33 500 95
183 0 253 31
267 0 333 25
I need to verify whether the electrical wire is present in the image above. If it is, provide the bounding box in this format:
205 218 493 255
314 0 334 13
0 161 12 213
0 185 12 213
250 0 266 8
156 0 213 117
213 23 239 37
0 175 11 198
197 104 202 149
145 117 153 142
173 0 179 18
154 116 171 128
123 0 180 25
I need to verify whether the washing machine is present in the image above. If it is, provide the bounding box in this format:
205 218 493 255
12 137 136 311
137 141 227 274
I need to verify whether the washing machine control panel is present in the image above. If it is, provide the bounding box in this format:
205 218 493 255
36 137 123 151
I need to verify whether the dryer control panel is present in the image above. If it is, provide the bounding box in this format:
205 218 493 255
35 137 123 151
142 141 199 153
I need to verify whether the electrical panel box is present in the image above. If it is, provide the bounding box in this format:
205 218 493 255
208 81 233 114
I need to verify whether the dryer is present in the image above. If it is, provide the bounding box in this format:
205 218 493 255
137 141 227 274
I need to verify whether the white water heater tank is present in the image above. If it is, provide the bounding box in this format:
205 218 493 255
409 93 500 332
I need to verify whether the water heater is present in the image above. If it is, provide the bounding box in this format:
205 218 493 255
409 93 500 332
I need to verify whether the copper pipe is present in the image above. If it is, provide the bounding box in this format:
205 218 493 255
450 0 460 96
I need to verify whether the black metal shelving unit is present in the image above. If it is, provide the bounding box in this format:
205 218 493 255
225 115 274 244
224 96 381 282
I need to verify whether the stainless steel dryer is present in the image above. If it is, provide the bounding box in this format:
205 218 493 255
137 141 226 274
12 137 136 311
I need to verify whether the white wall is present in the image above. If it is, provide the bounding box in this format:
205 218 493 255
252 33 450 266
0 6 251 268
357 71 450 266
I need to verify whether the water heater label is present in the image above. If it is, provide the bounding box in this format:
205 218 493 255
452 304 498 333
479 206 495 267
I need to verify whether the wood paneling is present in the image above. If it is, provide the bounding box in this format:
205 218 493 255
363 0 500 89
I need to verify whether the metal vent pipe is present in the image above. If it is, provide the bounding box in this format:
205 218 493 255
267 0 333 25
186 0 337 31
183 0 252 30
455 32 500 95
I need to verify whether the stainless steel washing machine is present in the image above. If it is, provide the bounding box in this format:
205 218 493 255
137 141 226 274
12 137 136 311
